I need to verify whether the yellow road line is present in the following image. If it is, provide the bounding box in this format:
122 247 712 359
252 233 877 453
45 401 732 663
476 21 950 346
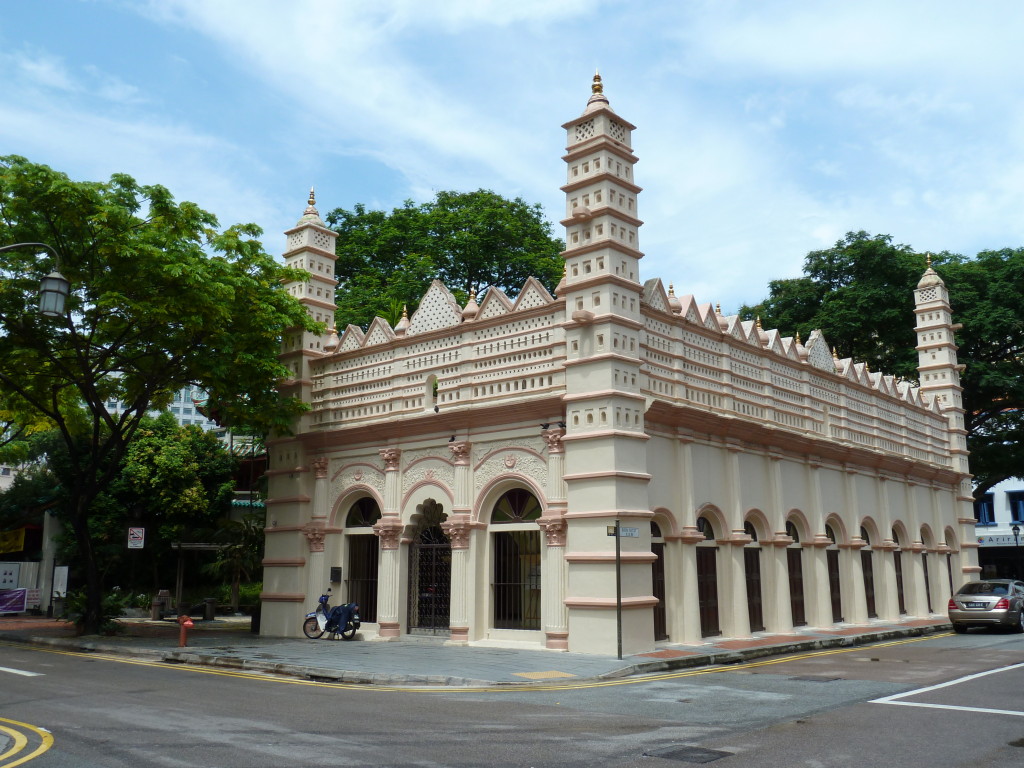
0 724 28 761
2 633 950 694
0 717 53 768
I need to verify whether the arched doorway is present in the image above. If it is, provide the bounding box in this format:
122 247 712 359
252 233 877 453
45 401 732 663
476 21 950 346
407 500 450 635
860 526 877 619
491 489 542 631
743 521 764 633
786 521 806 627
651 521 667 641
892 527 907 615
696 516 720 637
826 524 843 623
344 497 380 622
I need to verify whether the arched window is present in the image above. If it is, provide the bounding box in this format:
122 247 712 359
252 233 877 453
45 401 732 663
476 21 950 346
491 489 542 523
786 521 801 543
744 521 758 542
346 497 381 528
697 516 715 540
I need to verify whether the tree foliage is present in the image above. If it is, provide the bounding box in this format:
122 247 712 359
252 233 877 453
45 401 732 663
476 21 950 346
0 155 316 631
326 189 565 329
742 231 1024 495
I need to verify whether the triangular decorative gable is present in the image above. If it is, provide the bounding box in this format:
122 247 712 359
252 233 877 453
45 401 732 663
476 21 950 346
339 324 365 352
363 316 397 347
804 331 836 373
511 277 554 311
677 295 698 323
764 329 785 356
477 286 513 320
726 317 746 342
782 337 802 362
406 280 463 335
741 321 762 347
700 304 720 332
642 278 670 314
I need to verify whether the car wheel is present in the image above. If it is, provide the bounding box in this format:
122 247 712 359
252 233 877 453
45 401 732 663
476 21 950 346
952 623 967 634
1014 615 1024 634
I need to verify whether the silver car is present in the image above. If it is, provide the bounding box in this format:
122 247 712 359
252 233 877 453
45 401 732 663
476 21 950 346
948 579 1024 633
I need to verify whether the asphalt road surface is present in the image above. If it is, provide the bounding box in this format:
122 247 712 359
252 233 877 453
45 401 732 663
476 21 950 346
2 629 1023 767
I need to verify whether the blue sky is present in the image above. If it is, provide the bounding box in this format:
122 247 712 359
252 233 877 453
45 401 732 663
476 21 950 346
3 1 1023 314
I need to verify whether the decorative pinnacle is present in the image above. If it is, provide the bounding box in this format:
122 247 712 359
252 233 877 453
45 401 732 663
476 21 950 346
668 283 676 296
795 331 802 345
925 252 932 267
592 71 603 95
716 302 722 314
308 186 316 206
756 316 763 330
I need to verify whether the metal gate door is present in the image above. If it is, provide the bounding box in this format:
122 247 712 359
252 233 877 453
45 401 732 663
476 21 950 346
696 548 720 637
787 547 806 626
652 542 667 641
744 548 765 632
407 525 451 634
827 549 843 623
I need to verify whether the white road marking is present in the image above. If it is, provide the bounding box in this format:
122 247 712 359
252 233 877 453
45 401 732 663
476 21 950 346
0 665 43 677
871 661 1024 717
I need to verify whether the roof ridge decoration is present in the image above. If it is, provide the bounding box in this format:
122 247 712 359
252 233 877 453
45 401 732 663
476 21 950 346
511 276 555 311
804 330 836 373
699 303 721 332
764 328 785 356
338 324 365 352
477 286 514 320
406 279 463 336
642 278 670 314
363 316 397 347
297 185 325 227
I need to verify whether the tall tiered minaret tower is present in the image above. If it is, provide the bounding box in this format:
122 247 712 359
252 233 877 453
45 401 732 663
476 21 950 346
560 74 655 655
913 257 978 579
279 188 339 430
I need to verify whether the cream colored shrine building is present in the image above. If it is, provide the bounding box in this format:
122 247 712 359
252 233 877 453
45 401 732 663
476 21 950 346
260 77 979 655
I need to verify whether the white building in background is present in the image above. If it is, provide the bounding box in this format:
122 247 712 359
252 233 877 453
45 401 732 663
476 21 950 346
973 478 1024 579
103 385 223 433
258 76 978 655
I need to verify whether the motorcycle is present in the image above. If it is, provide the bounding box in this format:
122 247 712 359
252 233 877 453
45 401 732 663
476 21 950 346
302 588 360 640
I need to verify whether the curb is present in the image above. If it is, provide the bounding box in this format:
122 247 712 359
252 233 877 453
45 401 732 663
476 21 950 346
1 622 952 689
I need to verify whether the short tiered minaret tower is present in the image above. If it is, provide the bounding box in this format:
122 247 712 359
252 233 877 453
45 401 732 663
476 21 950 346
913 257 968 475
913 257 978 579
560 74 654 655
279 189 339 429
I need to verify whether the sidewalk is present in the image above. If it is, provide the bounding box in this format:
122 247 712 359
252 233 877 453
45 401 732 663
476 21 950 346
0 614 952 688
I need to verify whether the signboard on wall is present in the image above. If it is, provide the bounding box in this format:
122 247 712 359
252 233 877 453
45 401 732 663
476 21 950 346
128 527 145 549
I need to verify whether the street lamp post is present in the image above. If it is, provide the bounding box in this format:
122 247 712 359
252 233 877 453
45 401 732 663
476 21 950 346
1013 524 1022 580
0 242 71 316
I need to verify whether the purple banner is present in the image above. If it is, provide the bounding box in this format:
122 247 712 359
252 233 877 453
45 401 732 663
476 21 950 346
0 588 27 612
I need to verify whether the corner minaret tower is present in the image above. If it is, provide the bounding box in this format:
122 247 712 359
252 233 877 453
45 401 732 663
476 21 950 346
913 257 978 580
279 188 339 427
560 74 654 655
913 257 968 475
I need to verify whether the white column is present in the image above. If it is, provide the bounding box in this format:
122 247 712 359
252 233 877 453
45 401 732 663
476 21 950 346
373 447 403 639
442 519 471 644
540 428 568 649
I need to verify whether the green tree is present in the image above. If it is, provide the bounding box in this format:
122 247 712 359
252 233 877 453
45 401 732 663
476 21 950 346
0 156 317 632
743 231 1024 495
203 512 265 613
326 189 565 329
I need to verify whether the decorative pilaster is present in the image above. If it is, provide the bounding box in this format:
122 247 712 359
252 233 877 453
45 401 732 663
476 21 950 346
539 518 569 649
375 447 403 638
442 517 472 644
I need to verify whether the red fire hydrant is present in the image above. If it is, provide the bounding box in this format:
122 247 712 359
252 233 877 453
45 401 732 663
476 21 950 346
177 615 194 647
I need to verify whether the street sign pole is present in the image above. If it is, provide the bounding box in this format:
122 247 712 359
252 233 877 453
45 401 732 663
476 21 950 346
615 518 622 660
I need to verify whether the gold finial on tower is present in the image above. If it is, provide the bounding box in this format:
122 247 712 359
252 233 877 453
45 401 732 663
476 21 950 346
756 316 763 330
926 251 932 267
668 283 676 296
795 331 802 345
832 346 838 358
715 302 722 314
592 71 603 95
308 186 316 206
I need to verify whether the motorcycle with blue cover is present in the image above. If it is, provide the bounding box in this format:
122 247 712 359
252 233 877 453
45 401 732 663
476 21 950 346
302 588 360 640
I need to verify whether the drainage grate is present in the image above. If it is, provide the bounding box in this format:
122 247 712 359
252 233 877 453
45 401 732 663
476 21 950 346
643 745 734 763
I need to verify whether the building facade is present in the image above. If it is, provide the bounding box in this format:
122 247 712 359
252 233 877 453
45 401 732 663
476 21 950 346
259 77 979 655
974 478 1024 579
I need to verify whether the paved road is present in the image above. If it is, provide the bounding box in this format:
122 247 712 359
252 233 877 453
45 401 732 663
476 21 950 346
2 629 1022 766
